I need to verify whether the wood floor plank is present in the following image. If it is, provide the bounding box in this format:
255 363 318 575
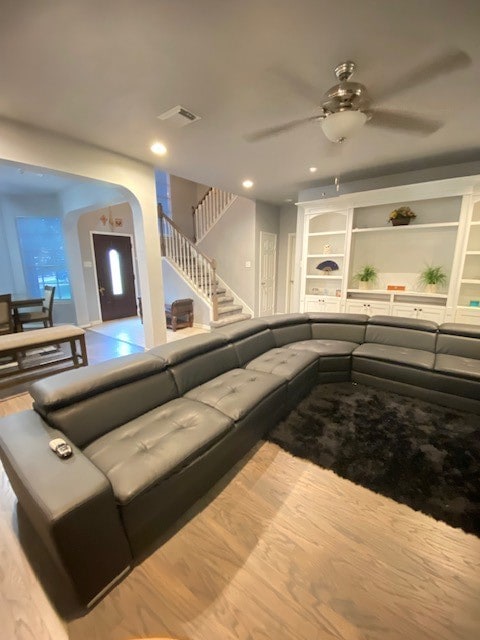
0 393 479 640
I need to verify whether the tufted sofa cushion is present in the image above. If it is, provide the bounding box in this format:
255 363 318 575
246 347 317 380
185 368 285 421
84 398 233 505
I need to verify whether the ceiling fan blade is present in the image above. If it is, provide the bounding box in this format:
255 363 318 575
367 109 442 135
244 116 320 142
372 49 471 103
269 67 322 105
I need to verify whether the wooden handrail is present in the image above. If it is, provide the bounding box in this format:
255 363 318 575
158 208 215 267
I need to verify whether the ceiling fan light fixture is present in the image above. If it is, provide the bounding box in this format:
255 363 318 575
321 110 368 143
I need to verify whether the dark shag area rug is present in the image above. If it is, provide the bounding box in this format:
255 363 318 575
266 382 480 537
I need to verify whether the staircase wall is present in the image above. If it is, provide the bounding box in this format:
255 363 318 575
162 257 211 328
197 196 256 310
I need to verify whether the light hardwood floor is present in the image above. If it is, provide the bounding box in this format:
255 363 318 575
1 392 479 640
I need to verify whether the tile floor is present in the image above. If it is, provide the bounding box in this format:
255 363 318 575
89 316 207 349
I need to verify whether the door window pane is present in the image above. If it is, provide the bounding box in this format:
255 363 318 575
109 249 123 295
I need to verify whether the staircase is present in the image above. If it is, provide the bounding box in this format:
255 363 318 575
159 209 251 327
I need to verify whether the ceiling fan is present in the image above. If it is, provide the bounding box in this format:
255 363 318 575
245 50 471 144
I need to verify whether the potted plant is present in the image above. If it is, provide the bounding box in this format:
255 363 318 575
419 265 447 293
353 264 378 290
388 206 417 226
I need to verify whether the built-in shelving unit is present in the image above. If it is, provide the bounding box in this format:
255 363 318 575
297 184 480 324
455 198 480 325
301 210 349 312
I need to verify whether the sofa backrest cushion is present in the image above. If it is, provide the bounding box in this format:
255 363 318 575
232 329 276 366
260 314 311 347
309 313 368 343
213 318 269 341
365 316 438 352
148 333 228 365
31 353 178 448
149 332 240 396
437 323 480 360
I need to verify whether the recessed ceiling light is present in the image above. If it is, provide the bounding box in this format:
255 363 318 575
309 167 317 173
242 179 254 189
150 142 167 155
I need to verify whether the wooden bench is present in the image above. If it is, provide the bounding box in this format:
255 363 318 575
0 325 88 385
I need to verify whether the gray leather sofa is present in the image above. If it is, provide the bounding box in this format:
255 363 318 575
0 312 478 609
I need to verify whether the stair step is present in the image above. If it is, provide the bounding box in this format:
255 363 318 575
211 287 226 296
217 295 234 305
217 304 243 316
210 313 252 329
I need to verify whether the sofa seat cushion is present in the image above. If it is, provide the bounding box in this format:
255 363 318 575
185 368 285 421
286 339 358 356
245 347 318 380
435 354 480 381
353 343 434 370
84 398 233 505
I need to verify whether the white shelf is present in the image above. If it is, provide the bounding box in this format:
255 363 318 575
466 251 480 255
308 230 346 237
457 305 480 310
470 221 480 226
346 288 447 298
307 274 343 279
307 253 344 258
461 279 480 284
352 222 459 233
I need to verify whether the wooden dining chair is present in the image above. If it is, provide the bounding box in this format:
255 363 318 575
0 293 15 335
15 285 55 331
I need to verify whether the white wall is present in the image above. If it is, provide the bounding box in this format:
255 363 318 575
197 196 256 308
0 118 165 347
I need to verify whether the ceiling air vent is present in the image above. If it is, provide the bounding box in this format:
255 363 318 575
157 105 201 128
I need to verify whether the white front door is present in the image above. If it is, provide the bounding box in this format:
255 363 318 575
259 231 277 316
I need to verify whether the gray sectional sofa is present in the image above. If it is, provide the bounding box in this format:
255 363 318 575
0 312 479 609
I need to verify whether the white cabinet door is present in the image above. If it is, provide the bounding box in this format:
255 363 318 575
391 303 419 319
417 306 445 323
455 307 480 326
305 298 341 313
366 301 390 316
345 300 367 314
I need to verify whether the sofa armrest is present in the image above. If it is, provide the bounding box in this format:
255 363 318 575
0 411 132 606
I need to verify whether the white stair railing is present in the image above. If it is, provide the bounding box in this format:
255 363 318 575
159 209 219 319
193 187 237 242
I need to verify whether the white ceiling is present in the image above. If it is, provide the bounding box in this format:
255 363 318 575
0 162 88 196
1 0 480 203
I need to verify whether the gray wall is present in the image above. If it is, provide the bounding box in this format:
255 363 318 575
197 196 256 309
76 202 138 323
169 175 200 241
162 258 211 328
255 200 280 314
298 160 480 203
276 203 297 313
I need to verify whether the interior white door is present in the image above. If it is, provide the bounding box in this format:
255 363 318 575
286 233 296 312
259 231 277 316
